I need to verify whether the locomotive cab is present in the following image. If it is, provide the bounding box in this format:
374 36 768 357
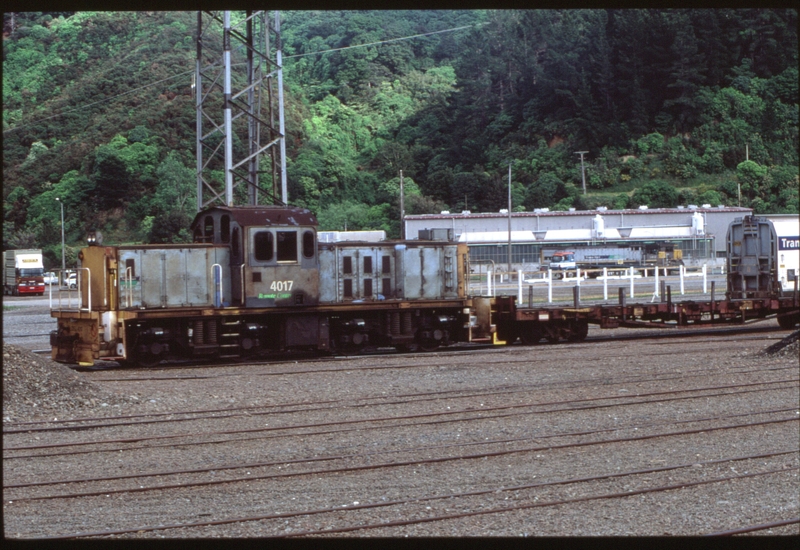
191 206 320 308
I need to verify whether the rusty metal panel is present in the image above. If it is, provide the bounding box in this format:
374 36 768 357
402 246 423 299
318 247 338 302
420 246 442 299
119 246 230 309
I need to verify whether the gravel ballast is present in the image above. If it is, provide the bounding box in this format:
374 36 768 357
3 310 798 538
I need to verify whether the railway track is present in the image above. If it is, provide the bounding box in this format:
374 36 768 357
4 323 797 537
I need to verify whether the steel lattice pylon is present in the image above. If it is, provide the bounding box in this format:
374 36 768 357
195 10 287 210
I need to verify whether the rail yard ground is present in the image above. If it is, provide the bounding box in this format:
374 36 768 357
3 299 799 538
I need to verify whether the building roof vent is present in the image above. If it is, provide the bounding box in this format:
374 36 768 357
638 205 648 210
718 205 725 209
702 204 711 208
499 209 508 214
569 207 576 212
440 210 450 215
461 210 471 215
688 204 698 209
596 206 607 211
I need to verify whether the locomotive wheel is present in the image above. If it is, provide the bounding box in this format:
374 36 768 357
567 320 589 342
418 338 440 352
396 342 419 353
777 313 799 330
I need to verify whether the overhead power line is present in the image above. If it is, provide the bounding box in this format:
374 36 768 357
3 71 192 134
284 22 483 59
4 21 484 135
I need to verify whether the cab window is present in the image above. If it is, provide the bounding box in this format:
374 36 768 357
254 231 274 261
277 231 298 262
303 230 315 259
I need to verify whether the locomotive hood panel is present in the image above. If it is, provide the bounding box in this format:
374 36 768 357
119 246 232 309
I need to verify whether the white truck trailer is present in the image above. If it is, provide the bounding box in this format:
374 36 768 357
3 249 45 296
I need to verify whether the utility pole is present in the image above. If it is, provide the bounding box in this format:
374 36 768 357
399 170 405 240
55 197 65 285
575 151 589 195
507 162 512 277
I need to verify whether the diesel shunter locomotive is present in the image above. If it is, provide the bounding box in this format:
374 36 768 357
50 205 490 366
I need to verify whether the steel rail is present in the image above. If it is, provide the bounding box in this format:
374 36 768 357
4 377 796 458
4 359 793 434
706 517 800 536
5 375 796 453
4 357 795 435
32 453 798 539
5 406 796 490
5 416 797 503
283 468 799 538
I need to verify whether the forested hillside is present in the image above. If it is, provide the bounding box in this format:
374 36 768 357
3 9 798 269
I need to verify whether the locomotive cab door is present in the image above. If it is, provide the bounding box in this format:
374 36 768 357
245 226 320 307
230 226 244 305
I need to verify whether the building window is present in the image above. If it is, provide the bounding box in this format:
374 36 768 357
364 256 373 274
343 256 352 274
343 279 353 298
382 277 391 296
382 256 391 274
364 278 373 297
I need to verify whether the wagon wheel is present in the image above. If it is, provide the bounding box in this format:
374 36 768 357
519 323 543 346
544 325 560 344
567 320 589 342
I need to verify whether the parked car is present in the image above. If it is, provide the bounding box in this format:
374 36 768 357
66 273 77 289
43 272 58 285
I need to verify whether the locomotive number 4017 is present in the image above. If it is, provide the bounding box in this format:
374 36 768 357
270 280 294 292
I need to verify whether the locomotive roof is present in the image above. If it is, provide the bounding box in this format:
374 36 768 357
191 205 318 229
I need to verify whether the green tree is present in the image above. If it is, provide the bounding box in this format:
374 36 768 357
629 180 680 209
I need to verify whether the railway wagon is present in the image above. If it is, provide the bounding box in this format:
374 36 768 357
50 206 491 366
493 215 799 343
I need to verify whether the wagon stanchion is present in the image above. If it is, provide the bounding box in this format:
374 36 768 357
703 264 708 294
548 268 553 303
603 268 608 301
619 287 626 321
573 285 580 308
711 281 716 319
629 266 635 299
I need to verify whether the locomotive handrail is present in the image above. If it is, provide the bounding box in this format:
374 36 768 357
469 260 496 297
78 267 91 312
123 266 133 308
51 267 91 312
212 263 223 307
238 263 245 306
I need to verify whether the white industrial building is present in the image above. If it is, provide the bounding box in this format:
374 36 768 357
404 205 754 270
